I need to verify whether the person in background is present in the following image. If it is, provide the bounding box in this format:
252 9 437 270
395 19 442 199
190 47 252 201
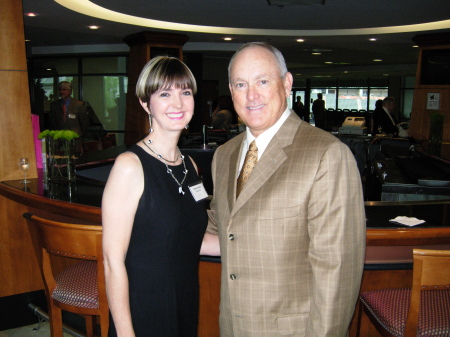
212 95 236 130
102 56 219 337
48 81 90 140
372 96 398 135
206 42 365 336
312 92 326 129
293 96 308 122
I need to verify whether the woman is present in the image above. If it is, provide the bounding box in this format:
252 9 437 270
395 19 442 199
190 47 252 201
102 56 218 336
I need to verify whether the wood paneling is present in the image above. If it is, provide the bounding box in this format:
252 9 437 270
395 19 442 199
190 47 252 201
0 0 27 70
0 0 44 297
0 196 43 297
408 35 450 142
198 260 221 337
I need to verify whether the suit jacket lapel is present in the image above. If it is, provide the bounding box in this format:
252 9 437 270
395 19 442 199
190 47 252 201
231 112 301 216
227 143 241 210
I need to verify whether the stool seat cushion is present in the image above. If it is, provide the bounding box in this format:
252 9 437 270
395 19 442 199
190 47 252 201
360 288 450 336
53 260 99 309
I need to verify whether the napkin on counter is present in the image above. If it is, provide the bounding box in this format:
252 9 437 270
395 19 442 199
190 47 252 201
389 216 425 227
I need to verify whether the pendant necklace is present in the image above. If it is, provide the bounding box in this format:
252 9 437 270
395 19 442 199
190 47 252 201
141 140 188 195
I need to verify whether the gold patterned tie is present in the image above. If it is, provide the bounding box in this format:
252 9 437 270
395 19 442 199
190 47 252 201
236 140 258 198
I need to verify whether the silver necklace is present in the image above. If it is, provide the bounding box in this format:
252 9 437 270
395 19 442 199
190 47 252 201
141 140 188 195
142 139 179 163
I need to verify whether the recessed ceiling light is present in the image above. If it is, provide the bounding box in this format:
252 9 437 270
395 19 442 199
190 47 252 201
373 59 382 62
325 61 333 64
296 39 305 42
369 38 377 41
88 25 100 29
412 45 419 48
25 12 37 17
223 37 232 41
312 52 321 55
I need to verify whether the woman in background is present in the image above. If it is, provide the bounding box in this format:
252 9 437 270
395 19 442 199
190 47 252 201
102 56 218 337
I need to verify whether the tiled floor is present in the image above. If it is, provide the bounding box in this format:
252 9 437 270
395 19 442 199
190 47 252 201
0 321 71 337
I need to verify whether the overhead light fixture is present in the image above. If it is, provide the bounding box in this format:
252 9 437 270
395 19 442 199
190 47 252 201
373 59 382 62
268 0 325 6
223 37 233 41
412 45 419 48
312 52 321 55
296 39 305 42
25 12 37 17
325 61 333 64
88 25 100 29
369 38 377 41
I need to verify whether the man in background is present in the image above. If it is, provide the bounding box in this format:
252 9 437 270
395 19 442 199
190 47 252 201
312 92 326 129
49 81 90 140
372 96 398 135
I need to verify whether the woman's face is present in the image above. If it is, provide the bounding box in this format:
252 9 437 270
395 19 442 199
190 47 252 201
141 85 194 133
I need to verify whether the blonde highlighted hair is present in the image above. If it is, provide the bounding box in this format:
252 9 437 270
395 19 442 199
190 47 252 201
136 56 197 105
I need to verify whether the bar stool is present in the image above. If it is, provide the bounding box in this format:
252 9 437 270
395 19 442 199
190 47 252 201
357 249 450 336
24 213 108 337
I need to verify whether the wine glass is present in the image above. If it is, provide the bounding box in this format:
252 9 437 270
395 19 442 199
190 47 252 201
18 157 30 183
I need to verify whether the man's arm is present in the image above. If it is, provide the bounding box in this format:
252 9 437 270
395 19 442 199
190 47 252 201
306 141 366 336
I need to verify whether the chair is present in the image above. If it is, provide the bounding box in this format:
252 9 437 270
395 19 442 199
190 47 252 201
24 213 108 337
357 249 450 336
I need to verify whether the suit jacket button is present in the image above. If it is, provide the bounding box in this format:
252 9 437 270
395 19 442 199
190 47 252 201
229 234 235 240
230 274 237 280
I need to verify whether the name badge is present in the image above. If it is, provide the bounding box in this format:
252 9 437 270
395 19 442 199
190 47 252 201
188 181 208 202
68 113 76 119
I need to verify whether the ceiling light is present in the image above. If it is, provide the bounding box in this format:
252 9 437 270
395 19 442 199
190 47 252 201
25 12 37 17
373 59 382 62
412 45 419 48
325 61 332 64
88 25 100 29
296 39 305 42
223 37 232 41
312 52 321 55
369 38 377 41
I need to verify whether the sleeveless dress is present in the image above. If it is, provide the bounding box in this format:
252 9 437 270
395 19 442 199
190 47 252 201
108 145 208 337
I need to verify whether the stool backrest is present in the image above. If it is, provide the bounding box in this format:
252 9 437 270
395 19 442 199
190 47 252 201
405 249 450 336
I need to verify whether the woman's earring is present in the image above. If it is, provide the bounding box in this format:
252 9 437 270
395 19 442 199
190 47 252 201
184 124 189 130
148 114 153 133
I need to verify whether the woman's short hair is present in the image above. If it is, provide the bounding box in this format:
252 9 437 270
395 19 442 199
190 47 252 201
136 56 197 104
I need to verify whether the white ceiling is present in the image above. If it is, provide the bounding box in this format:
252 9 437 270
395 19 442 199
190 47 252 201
22 0 450 78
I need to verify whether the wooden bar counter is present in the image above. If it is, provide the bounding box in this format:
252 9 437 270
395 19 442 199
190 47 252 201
1 150 450 336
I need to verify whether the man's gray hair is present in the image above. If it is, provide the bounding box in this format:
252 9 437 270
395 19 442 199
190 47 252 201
228 42 288 81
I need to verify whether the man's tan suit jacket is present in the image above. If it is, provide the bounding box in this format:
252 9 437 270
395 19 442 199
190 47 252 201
207 112 366 336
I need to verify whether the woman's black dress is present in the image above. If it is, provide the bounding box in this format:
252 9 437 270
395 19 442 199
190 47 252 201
108 145 208 337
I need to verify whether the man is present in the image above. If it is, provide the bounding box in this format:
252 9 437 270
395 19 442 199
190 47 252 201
372 96 398 135
293 96 308 122
206 42 366 336
312 93 326 129
49 81 90 140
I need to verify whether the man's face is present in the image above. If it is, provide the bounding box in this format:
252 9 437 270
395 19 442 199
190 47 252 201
229 46 293 137
59 87 72 100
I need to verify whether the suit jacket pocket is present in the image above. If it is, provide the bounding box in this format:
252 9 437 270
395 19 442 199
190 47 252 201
276 313 307 336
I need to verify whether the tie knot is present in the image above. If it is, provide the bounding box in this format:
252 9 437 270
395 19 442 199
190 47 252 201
249 140 258 152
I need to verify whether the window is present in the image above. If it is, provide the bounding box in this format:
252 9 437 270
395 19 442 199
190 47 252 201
30 55 128 145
